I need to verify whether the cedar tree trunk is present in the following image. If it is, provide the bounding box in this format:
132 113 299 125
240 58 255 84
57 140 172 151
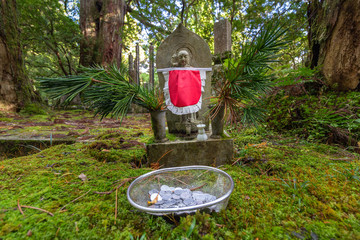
0 0 37 111
80 0 127 67
308 0 360 90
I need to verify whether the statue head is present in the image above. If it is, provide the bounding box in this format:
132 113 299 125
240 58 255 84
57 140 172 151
171 53 178 67
177 49 191 67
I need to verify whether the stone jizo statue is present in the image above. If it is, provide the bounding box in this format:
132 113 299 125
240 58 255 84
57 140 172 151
156 24 212 136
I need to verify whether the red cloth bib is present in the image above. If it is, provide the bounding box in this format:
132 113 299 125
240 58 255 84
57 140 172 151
168 70 201 107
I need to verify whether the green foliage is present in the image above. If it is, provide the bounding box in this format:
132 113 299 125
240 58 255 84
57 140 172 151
213 21 288 126
127 0 308 68
38 64 165 120
18 0 80 78
266 89 360 147
273 67 318 87
86 140 146 163
331 164 360 182
19 103 48 115
276 175 310 211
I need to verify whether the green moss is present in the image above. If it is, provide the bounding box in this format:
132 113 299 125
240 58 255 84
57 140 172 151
0 117 13 122
1 111 360 239
19 103 48 115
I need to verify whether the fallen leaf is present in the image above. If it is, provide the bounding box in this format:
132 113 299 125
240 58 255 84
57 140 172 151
27 230 32 236
8 125 23 130
81 127 90 135
67 131 80 136
78 173 87 181
101 149 110 152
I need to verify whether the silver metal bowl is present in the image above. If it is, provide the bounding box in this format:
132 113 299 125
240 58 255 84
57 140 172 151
127 165 234 215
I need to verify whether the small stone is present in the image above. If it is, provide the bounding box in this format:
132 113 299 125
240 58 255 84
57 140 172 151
193 193 207 202
167 199 177 205
180 192 191 200
206 195 216 202
161 194 172 201
150 193 162 202
148 185 217 210
172 194 181 200
183 188 191 194
161 185 171 192
183 198 195 206
162 204 171 208
195 200 204 205
174 187 183 195
160 190 171 195
192 191 203 194
155 200 164 205
178 203 186 208
148 189 159 195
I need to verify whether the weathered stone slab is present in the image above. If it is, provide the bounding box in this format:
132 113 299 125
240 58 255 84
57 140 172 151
214 20 232 55
146 139 234 168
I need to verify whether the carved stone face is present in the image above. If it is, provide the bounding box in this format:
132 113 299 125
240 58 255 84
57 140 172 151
171 53 178 67
177 50 191 67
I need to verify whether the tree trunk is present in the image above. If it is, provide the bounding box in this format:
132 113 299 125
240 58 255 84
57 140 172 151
308 0 360 90
80 0 127 67
0 0 37 111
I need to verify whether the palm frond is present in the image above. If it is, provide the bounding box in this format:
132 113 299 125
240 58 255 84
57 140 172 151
38 64 165 122
216 20 287 126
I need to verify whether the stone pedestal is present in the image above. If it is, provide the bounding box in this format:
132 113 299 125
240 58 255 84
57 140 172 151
146 139 234 168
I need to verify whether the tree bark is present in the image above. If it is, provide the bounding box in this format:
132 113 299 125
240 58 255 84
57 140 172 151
80 0 127 67
308 0 360 90
0 0 37 111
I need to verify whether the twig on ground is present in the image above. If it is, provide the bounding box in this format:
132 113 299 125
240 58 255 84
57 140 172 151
94 177 136 195
190 183 206 191
268 178 306 183
114 188 118 224
150 149 173 170
60 189 92 211
330 158 353 161
231 157 242 165
17 200 24 216
20 205 54 216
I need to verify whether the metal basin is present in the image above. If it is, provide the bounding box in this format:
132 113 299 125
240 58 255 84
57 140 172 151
127 165 234 215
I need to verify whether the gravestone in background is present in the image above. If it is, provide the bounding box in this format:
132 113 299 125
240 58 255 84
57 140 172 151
214 19 232 55
156 24 212 135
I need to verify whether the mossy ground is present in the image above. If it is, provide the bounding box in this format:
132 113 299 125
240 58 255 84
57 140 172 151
1 111 360 239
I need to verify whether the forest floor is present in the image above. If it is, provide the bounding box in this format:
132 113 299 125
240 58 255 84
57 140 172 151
1 109 360 239
0 109 151 141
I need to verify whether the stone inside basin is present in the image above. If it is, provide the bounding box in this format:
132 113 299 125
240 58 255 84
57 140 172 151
127 165 234 216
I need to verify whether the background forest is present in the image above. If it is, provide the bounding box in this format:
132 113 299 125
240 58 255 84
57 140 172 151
1 0 360 239
2 0 359 148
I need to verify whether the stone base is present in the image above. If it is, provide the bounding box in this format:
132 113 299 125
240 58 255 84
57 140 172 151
146 138 233 168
